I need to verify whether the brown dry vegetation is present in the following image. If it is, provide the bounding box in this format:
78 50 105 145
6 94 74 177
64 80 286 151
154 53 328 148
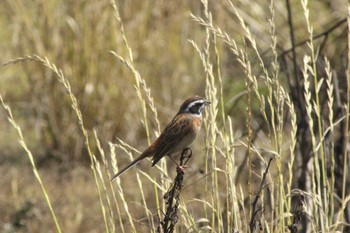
0 0 349 232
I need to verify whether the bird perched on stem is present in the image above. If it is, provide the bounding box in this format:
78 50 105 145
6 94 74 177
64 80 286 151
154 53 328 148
110 95 210 181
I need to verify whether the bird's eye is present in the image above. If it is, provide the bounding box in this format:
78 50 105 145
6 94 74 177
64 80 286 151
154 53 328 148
189 103 204 114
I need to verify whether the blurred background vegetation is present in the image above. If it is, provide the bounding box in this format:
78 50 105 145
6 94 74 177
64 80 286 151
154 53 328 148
0 0 348 232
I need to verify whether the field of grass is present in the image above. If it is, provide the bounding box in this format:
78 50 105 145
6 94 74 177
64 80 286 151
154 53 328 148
0 0 349 232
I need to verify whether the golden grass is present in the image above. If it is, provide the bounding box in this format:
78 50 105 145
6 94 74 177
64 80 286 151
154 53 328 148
0 0 349 232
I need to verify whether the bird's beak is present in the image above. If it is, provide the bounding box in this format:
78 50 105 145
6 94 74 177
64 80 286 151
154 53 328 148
205 100 211 105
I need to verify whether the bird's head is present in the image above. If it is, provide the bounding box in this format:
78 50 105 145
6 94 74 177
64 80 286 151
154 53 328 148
178 96 211 116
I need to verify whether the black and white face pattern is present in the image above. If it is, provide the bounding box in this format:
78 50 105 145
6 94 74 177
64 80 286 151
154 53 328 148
177 96 210 116
185 99 209 115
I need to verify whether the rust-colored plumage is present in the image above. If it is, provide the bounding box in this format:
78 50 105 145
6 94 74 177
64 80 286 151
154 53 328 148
110 96 210 181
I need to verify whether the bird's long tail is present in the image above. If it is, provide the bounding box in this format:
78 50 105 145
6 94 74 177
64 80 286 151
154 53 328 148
110 149 152 181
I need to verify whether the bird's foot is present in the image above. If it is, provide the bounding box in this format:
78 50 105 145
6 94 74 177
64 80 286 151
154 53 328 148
177 165 188 174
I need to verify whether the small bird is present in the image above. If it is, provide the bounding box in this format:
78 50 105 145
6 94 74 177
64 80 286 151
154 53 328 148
110 96 210 181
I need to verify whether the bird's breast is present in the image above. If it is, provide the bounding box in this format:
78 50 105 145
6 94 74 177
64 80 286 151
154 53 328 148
168 115 202 154
191 115 203 132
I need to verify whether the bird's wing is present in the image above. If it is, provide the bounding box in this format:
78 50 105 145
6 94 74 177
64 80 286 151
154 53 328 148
151 116 192 166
